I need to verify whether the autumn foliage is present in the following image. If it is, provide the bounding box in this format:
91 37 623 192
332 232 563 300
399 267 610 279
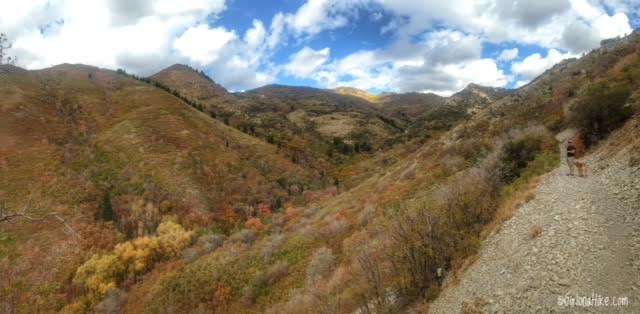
245 217 264 231
73 220 193 301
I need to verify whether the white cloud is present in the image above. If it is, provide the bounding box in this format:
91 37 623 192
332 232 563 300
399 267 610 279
284 47 331 78
371 0 632 52
1 0 284 90
511 49 575 82
267 13 286 49
562 20 601 53
269 0 633 93
285 0 346 36
3 0 226 70
498 48 519 61
280 0 368 37
1 0 637 93
592 12 632 39
494 0 571 28
309 30 507 95
173 25 237 66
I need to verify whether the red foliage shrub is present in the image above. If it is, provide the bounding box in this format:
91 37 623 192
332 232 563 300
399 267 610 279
259 203 271 215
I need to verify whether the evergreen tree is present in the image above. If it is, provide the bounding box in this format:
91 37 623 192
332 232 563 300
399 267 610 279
97 190 114 221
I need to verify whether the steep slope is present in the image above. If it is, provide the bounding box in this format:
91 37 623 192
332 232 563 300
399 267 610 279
148 68 405 174
149 64 242 123
2 30 639 314
150 64 229 101
430 121 640 313
242 84 403 148
332 86 380 103
375 92 446 121
1 64 317 214
0 64 322 312
123 32 640 314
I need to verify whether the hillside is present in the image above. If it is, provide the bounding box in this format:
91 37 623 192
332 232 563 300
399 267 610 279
150 64 230 102
148 69 408 176
332 86 380 103
431 122 640 313
241 84 403 147
1 29 639 314
0 63 326 312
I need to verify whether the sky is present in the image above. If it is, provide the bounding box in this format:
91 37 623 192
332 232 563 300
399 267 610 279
1 0 638 96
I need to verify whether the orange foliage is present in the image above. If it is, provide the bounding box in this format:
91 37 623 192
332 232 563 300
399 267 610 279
213 285 232 307
245 217 264 231
217 205 239 230
284 207 302 222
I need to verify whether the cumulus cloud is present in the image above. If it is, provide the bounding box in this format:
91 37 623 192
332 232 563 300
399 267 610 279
307 30 507 95
1 0 636 93
284 47 331 78
498 48 519 61
273 0 633 93
1 0 283 90
392 58 509 95
173 25 237 66
511 49 575 82
421 30 482 65
561 20 601 53
494 0 571 28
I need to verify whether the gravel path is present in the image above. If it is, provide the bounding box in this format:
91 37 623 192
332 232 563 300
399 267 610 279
430 133 640 313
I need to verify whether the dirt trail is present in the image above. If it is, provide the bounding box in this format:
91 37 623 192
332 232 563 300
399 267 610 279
430 130 640 313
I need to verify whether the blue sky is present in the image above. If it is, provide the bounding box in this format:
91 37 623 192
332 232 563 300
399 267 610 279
1 0 639 95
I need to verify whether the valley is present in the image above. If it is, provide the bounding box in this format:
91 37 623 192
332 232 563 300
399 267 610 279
1 29 640 314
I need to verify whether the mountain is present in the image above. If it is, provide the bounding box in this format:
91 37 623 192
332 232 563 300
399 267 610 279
1 31 640 314
244 84 384 115
241 84 403 147
149 64 242 121
0 63 332 311
150 64 229 101
332 86 380 103
146 70 406 173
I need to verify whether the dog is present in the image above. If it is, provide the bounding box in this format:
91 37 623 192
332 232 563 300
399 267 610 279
574 159 588 177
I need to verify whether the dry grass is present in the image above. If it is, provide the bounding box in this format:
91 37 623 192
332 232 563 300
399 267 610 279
483 177 539 237
461 297 489 314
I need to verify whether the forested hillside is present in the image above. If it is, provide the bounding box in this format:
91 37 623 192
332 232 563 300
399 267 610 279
1 30 639 313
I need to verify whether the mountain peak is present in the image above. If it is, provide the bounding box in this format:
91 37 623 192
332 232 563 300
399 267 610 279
332 86 379 102
151 63 228 97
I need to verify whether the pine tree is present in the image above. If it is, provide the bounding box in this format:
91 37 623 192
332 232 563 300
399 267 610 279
97 190 114 221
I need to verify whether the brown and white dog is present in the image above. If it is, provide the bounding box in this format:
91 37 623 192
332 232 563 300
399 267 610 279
574 159 588 177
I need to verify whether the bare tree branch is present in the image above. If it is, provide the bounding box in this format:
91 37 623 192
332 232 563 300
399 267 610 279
0 195 81 239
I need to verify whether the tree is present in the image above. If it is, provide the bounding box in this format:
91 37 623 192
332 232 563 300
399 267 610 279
0 33 17 65
96 190 114 221
0 195 79 238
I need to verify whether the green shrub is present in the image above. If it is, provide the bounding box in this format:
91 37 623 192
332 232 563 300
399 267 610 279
574 82 632 146
500 136 543 183
0 229 17 263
